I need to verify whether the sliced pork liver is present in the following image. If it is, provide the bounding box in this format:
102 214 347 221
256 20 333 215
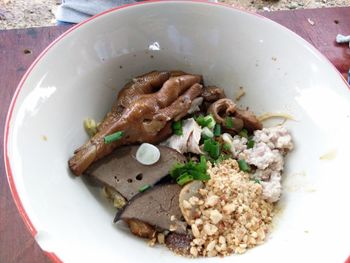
84 145 185 200
116 184 187 235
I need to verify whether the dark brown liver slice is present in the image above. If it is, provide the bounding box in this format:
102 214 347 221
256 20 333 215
84 145 185 200
119 184 187 234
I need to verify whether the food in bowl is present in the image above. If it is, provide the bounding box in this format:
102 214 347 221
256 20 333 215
68 71 293 257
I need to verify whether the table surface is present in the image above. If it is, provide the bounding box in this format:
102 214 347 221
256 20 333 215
1 6 350 263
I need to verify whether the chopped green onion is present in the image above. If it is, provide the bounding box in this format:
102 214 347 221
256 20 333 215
172 120 183 136
223 143 231 151
196 114 215 128
104 131 124 144
239 129 248 138
201 134 211 141
170 156 210 186
198 155 207 172
213 124 221 136
237 159 251 172
225 117 234 129
202 127 214 138
170 164 185 179
176 173 193 186
196 115 209 127
139 184 151 192
247 139 255 149
253 178 261 184
214 153 231 164
191 169 210 180
204 138 221 159
204 115 216 129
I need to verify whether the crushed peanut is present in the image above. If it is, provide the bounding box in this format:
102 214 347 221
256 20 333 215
203 223 218 236
102 186 126 209
205 195 220 207
190 246 198 257
169 224 177 232
209 209 223 224
183 200 192 209
157 233 165 244
188 159 274 257
191 224 201 238
189 196 199 205
147 238 157 247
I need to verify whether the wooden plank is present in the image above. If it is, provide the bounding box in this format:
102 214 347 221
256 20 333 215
263 7 350 80
0 26 71 263
1 7 350 263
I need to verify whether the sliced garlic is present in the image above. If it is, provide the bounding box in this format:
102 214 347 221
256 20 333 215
136 143 160 165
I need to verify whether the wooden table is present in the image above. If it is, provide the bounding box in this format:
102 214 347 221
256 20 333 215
1 6 350 263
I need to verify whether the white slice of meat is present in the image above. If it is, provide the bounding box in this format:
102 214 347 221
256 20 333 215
163 118 203 154
187 97 203 114
187 120 202 154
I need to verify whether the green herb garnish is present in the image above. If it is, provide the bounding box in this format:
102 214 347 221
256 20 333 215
172 120 183 136
239 128 248 138
204 138 221 159
253 178 261 184
196 115 210 127
225 117 233 129
198 155 207 172
139 184 151 192
205 115 216 129
201 127 214 139
223 143 231 151
213 124 221 136
176 173 193 186
170 156 210 186
104 131 124 144
201 134 211 141
237 159 251 172
196 114 215 128
247 139 255 149
214 153 231 164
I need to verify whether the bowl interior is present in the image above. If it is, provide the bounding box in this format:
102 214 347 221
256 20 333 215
6 1 350 262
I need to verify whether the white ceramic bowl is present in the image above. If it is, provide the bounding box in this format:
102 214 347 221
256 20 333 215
5 1 350 262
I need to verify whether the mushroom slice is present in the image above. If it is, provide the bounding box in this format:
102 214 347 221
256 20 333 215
179 180 204 224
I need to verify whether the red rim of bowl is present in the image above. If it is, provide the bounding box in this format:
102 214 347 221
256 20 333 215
3 1 350 262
